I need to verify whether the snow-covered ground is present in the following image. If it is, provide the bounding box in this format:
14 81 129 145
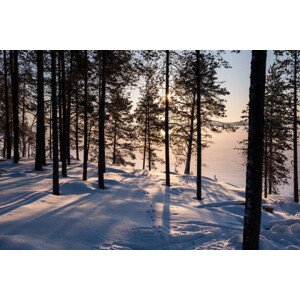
0 159 299 250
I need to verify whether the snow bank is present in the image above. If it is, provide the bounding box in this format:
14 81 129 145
0 160 299 250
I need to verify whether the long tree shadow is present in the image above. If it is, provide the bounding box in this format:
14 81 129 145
162 187 171 233
0 191 49 216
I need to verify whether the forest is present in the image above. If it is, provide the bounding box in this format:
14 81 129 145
0 50 299 250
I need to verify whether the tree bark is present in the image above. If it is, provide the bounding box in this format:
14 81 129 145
142 118 147 170
51 51 59 195
112 122 117 164
98 50 106 188
35 50 46 170
3 50 11 159
66 51 73 165
75 77 79 161
196 50 202 200
243 50 267 250
293 52 299 203
11 50 19 164
60 51 67 177
83 50 89 181
184 93 196 175
165 50 170 186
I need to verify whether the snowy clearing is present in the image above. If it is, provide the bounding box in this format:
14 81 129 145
0 160 299 250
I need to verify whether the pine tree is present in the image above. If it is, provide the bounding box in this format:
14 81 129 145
238 61 292 198
275 50 300 203
83 50 89 181
11 50 19 164
35 50 46 171
60 51 67 177
292 52 299 203
135 62 164 170
165 50 171 186
106 87 136 166
196 50 202 200
3 50 11 159
51 51 59 195
170 51 231 176
98 50 106 188
243 50 267 250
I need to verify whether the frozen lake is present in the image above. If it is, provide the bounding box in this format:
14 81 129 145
142 126 295 197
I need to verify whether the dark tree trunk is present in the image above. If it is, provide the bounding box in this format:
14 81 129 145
75 78 79 161
51 51 60 195
3 50 11 159
148 119 151 171
184 93 196 175
243 50 267 250
147 97 151 171
165 50 170 186
196 50 202 200
11 50 19 164
60 51 67 177
58 58 63 162
49 104 52 159
66 51 73 165
112 122 117 164
83 50 89 181
263 138 268 198
35 50 46 171
293 52 299 203
98 50 107 189
142 119 147 170
21 88 26 158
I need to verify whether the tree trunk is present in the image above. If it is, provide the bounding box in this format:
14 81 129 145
196 50 202 200
184 93 196 175
60 51 67 177
51 51 60 195
165 50 170 186
142 118 147 170
3 50 11 159
147 97 151 171
21 88 26 158
263 138 268 198
66 51 73 165
98 50 106 189
58 58 63 162
11 50 19 164
35 50 46 171
75 78 79 161
83 50 88 181
49 103 52 159
112 122 117 164
293 52 299 203
243 50 267 250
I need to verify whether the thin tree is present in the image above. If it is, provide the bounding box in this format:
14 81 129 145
75 74 80 161
3 50 11 159
35 50 46 170
11 50 19 164
98 50 107 189
165 50 170 186
51 51 60 195
66 51 73 165
60 51 67 177
292 52 299 203
82 50 88 181
196 50 201 200
243 50 267 250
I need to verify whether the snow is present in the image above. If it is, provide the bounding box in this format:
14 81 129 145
0 159 299 250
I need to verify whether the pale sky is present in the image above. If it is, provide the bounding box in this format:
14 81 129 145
130 50 275 122
217 50 275 122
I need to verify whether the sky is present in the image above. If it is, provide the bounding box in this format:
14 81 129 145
217 50 275 122
130 50 275 123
